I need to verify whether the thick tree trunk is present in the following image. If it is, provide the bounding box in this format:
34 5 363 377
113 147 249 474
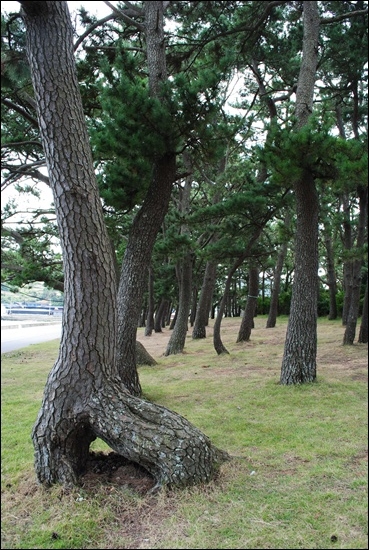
280 1 320 385
22 0 228 489
280 171 319 384
237 266 259 342
192 260 217 339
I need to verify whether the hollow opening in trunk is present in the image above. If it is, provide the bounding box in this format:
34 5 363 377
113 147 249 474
80 450 156 495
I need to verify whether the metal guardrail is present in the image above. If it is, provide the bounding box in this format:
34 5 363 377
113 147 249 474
3 307 63 316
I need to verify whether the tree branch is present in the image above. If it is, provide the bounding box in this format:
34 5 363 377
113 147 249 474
2 97 38 127
73 13 117 51
1 140 42 149
103 1 145 31
321 8 368 25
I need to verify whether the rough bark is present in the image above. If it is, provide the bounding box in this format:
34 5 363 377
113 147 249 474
280 170 319 384
115 1 177 396
237 266 259 342
22 0 228 489
280 1 320 385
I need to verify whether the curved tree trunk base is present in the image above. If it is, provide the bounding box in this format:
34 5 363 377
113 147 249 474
32 381 229 489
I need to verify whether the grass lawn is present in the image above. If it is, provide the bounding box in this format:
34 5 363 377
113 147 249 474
1 315 368 549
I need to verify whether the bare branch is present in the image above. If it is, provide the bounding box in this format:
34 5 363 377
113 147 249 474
122 1 143 15
1 141 42 149
321 8 368 25
73 13 117 51
103 1 144 31
2 97 38 127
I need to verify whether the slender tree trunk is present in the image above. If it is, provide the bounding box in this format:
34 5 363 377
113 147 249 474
358 279 368 343
165 161 193 355
324 230 338 320
116 152 176 395
154 298 167 332
192 260 217 339
237 266 259 342
165 253 193 355
266 235 288 328
169 305 178 329
145 265 155 336
214 259 244 355
22 0 228 489
341 193 353 325
280 1 320 385
116 0 177 396
189 286 198 327
343 186 368 345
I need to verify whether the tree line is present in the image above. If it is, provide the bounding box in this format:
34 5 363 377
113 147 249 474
1 1 367 488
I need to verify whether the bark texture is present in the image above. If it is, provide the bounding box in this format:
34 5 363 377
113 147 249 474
22 0 228 489
280 1 320 385
115 1 177 395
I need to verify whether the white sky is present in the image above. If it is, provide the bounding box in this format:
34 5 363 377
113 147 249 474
1 1 120 219
1 1 117 18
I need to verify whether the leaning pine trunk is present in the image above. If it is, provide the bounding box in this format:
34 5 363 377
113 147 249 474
22 0 228 489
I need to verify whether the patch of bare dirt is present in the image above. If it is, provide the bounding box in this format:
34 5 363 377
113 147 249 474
80 451 156 496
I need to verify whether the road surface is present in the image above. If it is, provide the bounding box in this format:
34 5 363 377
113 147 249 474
1 323 62 354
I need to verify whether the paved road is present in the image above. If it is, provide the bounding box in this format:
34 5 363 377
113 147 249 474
1 323 62 353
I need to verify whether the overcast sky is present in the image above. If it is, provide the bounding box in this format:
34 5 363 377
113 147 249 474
1 1 120 217
1 1 117 18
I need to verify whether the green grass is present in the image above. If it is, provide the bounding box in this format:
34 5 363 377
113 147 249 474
1 316 368 549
